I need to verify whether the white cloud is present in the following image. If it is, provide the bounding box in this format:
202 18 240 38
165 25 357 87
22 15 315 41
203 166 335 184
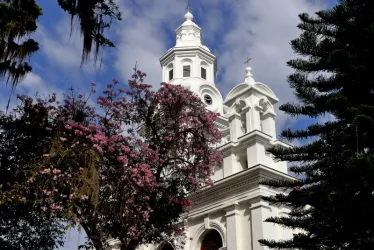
214 0 327 133
36 17 107 82
19 72 45 88
113 0 185 86
0 72 64 112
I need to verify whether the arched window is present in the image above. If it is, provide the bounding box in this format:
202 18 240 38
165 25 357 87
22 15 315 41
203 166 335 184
200 230 223 250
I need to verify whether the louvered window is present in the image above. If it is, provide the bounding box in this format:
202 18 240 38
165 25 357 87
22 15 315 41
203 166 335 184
183 65 190 77
201 67 207 80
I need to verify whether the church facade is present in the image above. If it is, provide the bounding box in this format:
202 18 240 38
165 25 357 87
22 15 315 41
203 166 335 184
109 8 294 250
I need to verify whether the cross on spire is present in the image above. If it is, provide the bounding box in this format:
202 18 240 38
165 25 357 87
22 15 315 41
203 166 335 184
244 57 252 66
186 0 191 12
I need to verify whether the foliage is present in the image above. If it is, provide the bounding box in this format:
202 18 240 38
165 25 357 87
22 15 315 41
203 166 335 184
259 1 374 249
0 70 222 250
0 80 67 249
0 0 121 88
0 0 42 88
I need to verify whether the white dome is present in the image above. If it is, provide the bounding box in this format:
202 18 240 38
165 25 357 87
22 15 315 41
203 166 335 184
201 45 210 52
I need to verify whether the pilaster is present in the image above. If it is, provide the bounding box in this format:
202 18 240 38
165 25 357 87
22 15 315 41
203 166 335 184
224 203 241 250
228 113 242 142
243 107 251 134
249 105 262 132
261 112 276 139
249 198 272 250
246 141 266 168
223 151 238 177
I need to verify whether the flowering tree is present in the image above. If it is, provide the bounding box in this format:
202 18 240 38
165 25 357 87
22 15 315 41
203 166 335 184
0 70 222 250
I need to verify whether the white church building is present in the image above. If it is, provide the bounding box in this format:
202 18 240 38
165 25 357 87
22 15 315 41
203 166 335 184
109 7 295 250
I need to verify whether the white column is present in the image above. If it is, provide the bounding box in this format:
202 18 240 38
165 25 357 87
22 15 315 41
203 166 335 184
249 105 262 131
225 204 241 250
246 142 266 168
228 113 242 142
261 112 276 138
243 107 252 134
223 152 238 177
249 198 272 250
175 56 181 78
193 55 198 78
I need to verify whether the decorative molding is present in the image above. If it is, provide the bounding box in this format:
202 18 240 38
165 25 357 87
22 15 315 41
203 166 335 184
224 203 240 217
228 112 241 121
218 129 276 156
189 164 295 211
160 47 216 65
204 215 210 229
189 221 227 250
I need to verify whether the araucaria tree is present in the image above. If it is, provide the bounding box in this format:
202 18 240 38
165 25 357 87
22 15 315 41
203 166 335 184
0 70 222 250
260 1 374 249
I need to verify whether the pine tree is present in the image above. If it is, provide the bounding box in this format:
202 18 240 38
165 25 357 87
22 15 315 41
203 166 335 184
259 1 374 249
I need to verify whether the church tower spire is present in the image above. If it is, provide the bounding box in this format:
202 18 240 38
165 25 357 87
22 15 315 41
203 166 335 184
159 3 222 114
175 3 202 47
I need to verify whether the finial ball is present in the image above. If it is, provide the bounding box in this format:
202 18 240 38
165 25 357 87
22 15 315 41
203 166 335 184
184 11 194 21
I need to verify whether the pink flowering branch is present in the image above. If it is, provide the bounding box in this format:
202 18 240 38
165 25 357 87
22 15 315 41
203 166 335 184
0 68 222 250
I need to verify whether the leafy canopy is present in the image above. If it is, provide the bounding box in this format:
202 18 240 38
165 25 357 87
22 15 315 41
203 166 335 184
0 70 222 250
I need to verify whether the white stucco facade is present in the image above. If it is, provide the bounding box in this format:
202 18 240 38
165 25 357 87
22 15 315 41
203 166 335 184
109 9 295 250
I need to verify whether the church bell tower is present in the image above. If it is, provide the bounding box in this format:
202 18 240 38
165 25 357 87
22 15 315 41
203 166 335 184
159 7 224 115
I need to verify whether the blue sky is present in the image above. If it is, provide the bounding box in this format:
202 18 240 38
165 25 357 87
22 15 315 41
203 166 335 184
1 0 338 248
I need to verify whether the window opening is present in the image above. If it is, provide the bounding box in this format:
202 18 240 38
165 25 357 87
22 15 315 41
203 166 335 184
204 94 213 105
183 65 191 77
201 67 207 80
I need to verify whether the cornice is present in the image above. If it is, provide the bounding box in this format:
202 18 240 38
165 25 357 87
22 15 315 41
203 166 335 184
218 130 277 156
160 46 216 65
224 84 279 106
186 165 296 219
189 164 295 209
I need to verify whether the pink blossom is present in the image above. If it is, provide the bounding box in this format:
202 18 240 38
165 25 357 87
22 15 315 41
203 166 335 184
52 169 61 174
93 144 103 153
117 155 128 164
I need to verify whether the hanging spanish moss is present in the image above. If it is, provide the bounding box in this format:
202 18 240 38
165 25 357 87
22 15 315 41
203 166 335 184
0 0 121 88
57 0 122 65
0 0 41 88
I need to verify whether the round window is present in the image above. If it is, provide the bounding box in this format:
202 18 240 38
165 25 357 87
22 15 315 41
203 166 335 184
204 94 213 105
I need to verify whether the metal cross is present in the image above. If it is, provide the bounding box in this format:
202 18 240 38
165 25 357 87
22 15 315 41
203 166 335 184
186 0 191 12
244 57 252 66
